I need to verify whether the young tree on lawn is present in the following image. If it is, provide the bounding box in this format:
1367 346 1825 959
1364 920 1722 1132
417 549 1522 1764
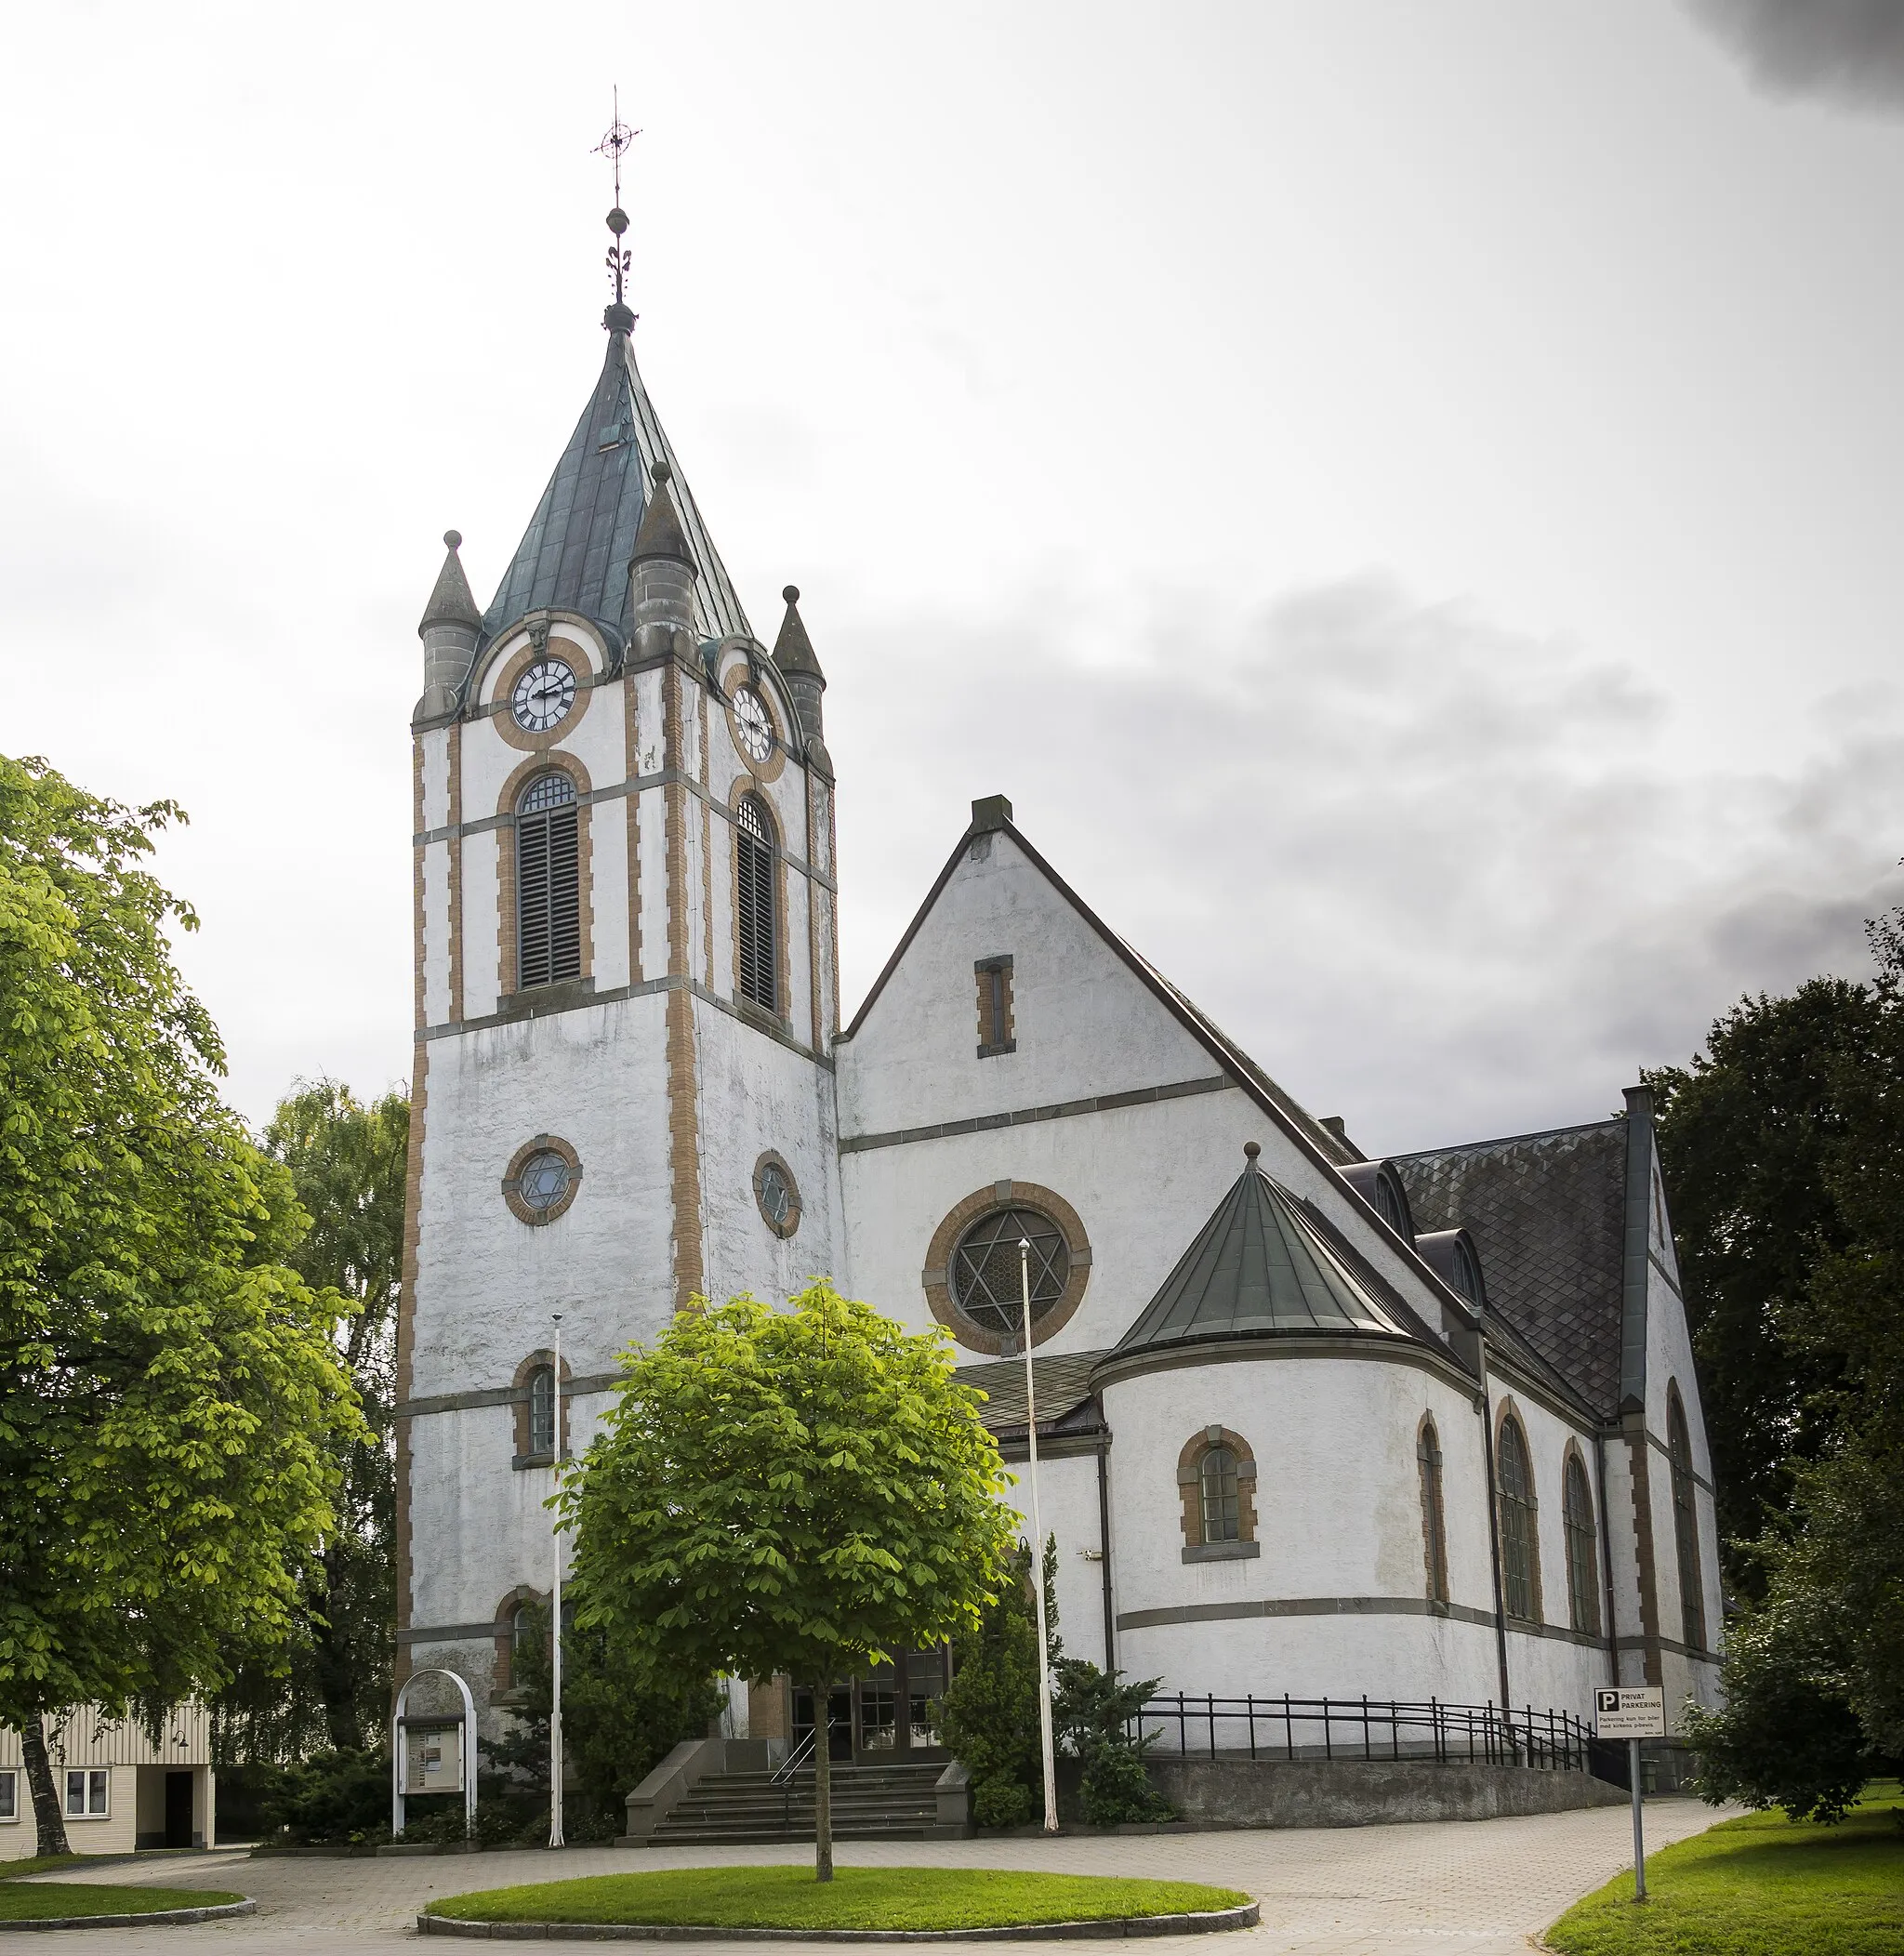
0 757 363 1852
218 1080 409 1756
562 1280 1017 1879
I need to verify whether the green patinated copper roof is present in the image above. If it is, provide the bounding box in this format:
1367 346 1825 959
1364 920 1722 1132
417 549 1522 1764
483 326 750 645
1117 1156 1414 1353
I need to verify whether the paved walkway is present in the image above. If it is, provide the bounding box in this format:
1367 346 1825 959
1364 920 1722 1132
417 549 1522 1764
9 1800 1730 1955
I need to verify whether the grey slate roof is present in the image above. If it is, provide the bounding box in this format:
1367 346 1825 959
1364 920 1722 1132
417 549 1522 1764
955 1350 1107 1438
1394 1120 1628 1417
1116 1155 1415 1355
483 327 749 645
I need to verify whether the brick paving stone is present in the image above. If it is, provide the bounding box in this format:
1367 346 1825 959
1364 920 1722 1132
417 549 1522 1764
12 1799 1733 1956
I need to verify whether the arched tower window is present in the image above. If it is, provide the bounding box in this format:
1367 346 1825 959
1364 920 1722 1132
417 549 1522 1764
735 793 777 1011
516 772 580 989
526 1364 557 1459
1496 1413 1540 1621
1563 1452 1600 1635
1669 1388 1705 1650
1417 1417 1449 1605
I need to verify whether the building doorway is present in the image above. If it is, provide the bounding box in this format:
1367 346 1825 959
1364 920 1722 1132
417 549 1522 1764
791 1652 948 1764
164 1771 194 1848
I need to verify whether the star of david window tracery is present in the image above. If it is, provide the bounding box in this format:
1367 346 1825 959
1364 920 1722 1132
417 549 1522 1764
950 1208 1070 1337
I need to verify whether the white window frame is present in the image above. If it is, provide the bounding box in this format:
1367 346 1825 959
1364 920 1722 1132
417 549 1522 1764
0 1766 19 1821
65 1767 110 1818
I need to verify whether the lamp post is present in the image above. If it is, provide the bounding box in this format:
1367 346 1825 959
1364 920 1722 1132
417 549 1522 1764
549 1311 564 1850
1018 1238 1060 1833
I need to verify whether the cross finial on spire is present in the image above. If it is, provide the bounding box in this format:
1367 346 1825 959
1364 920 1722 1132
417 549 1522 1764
593 88 641 331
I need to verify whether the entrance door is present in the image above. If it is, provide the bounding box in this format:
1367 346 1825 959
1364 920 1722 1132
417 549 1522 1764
164 1770 193 1848
852 1650 949 1763
791 1686 853 1762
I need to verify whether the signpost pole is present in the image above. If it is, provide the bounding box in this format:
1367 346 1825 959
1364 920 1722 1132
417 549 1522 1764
1019 1238 1060 1835
1629 1737 1646 1901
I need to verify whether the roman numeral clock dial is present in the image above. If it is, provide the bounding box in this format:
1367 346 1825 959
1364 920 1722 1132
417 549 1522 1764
732 685 773 764
511 658 576 733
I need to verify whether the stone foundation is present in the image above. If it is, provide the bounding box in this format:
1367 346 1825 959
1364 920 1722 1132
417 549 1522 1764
1149 1755 1629 1828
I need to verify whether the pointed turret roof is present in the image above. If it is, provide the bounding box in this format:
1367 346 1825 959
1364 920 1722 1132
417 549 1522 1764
630 460 695 567
771 584 823 678
483 328 749 643
1116 1146 1416 1354
419 530 483 635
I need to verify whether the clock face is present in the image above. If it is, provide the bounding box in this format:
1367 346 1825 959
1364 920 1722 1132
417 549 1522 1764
512 659 576 733
732 685 774 764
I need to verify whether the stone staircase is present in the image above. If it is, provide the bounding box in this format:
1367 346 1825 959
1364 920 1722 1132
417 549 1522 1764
649 1761 945 1845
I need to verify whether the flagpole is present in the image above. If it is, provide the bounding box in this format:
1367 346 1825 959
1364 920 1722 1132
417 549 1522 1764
549 1311 564 1850
1019 1239 1060 1833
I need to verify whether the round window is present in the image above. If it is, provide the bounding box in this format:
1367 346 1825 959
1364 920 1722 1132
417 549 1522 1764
753 1151 802 1238
951 1207 1069 1338
517 1150 572 1212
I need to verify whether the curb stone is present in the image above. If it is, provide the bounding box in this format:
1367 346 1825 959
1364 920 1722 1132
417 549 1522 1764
416 1902 1261 1941
4 1899 257 1933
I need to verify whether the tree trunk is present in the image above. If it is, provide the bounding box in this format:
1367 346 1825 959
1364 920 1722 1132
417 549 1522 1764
22 1714 71 1858
813 1679 833 1883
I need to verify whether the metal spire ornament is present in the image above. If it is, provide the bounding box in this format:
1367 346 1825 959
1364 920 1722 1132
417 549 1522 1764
593 89 640 324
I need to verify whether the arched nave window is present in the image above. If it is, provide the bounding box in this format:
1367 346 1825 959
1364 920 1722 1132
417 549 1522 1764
1668 1387 1706 1651
516 771 580 988
1177 1427 1259 1560
735 792 777 1011
1417 1417 1449 1606
1496 1413 1540 1622
1563 1451 1601 1636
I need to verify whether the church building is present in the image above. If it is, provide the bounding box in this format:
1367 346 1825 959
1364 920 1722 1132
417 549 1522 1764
393 205 1724 1781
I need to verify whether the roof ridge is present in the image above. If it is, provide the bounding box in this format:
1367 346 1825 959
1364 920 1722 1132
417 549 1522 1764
1391 1116 1623 1162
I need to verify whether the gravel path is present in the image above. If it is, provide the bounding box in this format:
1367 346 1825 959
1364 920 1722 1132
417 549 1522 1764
9 1798 1731 1954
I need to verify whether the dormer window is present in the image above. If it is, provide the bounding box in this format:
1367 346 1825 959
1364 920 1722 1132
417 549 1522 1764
1340 1160 1414 1243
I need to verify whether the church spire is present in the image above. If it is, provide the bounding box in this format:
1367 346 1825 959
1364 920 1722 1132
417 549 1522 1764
771 584 826 745
415 530 482 722
478 108 750 648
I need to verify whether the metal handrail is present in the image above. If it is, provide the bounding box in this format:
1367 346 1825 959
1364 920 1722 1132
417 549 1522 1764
771 1726 818 1785
1129 1695 1593 1773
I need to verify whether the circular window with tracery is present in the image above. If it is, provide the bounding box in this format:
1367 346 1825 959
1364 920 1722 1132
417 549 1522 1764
503 1135 583 1226
753 1150 802 1239
922 1182 1091 1355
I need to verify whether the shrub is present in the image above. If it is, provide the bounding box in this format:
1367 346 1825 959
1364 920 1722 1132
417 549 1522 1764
934 1539 1056 1828
260 1748 390 1844
1052 1658 1171 1826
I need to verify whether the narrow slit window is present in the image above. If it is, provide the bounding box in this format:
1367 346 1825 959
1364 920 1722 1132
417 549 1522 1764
736 794 777 1011
516 772 580 989
974 957 1015 1056
1418 1419 1449 1605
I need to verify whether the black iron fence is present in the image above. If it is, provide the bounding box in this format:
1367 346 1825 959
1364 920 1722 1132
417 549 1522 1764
1130 1695 1593 1772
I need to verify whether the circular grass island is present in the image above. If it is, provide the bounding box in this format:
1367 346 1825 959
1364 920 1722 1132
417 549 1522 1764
0 1883 251 1928
420 1866 1257 1941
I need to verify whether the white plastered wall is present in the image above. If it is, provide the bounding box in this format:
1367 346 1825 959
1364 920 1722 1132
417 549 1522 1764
995 1450 1110 1670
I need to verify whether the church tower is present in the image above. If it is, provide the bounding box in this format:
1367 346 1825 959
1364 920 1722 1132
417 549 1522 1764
394 195 842 1708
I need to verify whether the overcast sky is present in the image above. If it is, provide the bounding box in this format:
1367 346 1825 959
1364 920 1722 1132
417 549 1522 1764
6 1 1902 1152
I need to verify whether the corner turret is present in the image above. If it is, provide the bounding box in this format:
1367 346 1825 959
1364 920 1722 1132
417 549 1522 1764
627 460 698 658
415 530 482 723
771 584 827 752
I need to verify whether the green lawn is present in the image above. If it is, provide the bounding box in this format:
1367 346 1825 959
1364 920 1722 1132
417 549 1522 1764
427 1866 1252 1931
0 1855 85 1879
0 1883 244 1922
1546 1782 1904 1956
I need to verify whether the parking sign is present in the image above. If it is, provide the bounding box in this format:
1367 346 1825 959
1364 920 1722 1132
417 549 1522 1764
1594 1686 1665 1738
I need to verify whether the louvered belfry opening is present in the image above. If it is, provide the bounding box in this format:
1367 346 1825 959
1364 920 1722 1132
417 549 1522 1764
517 771 581 989
736 793 776 1011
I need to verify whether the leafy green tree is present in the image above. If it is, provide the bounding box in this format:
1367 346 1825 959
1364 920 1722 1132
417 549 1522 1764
934 1536 1058 1829
0 757 363 1853
562 1281 1016 1879
217 1080 408 1756
481 1600 721 1839
1646 977 1882 1579
1682 1595 1871 1823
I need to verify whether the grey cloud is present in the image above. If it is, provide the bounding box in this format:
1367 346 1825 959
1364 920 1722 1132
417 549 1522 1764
830 571 1904 1155
1686 0 1904 112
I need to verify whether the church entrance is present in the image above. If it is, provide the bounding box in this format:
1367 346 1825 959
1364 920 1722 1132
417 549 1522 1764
790 1650 948 1764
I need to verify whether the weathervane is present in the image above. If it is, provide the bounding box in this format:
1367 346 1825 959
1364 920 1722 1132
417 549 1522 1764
593 87 640 313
